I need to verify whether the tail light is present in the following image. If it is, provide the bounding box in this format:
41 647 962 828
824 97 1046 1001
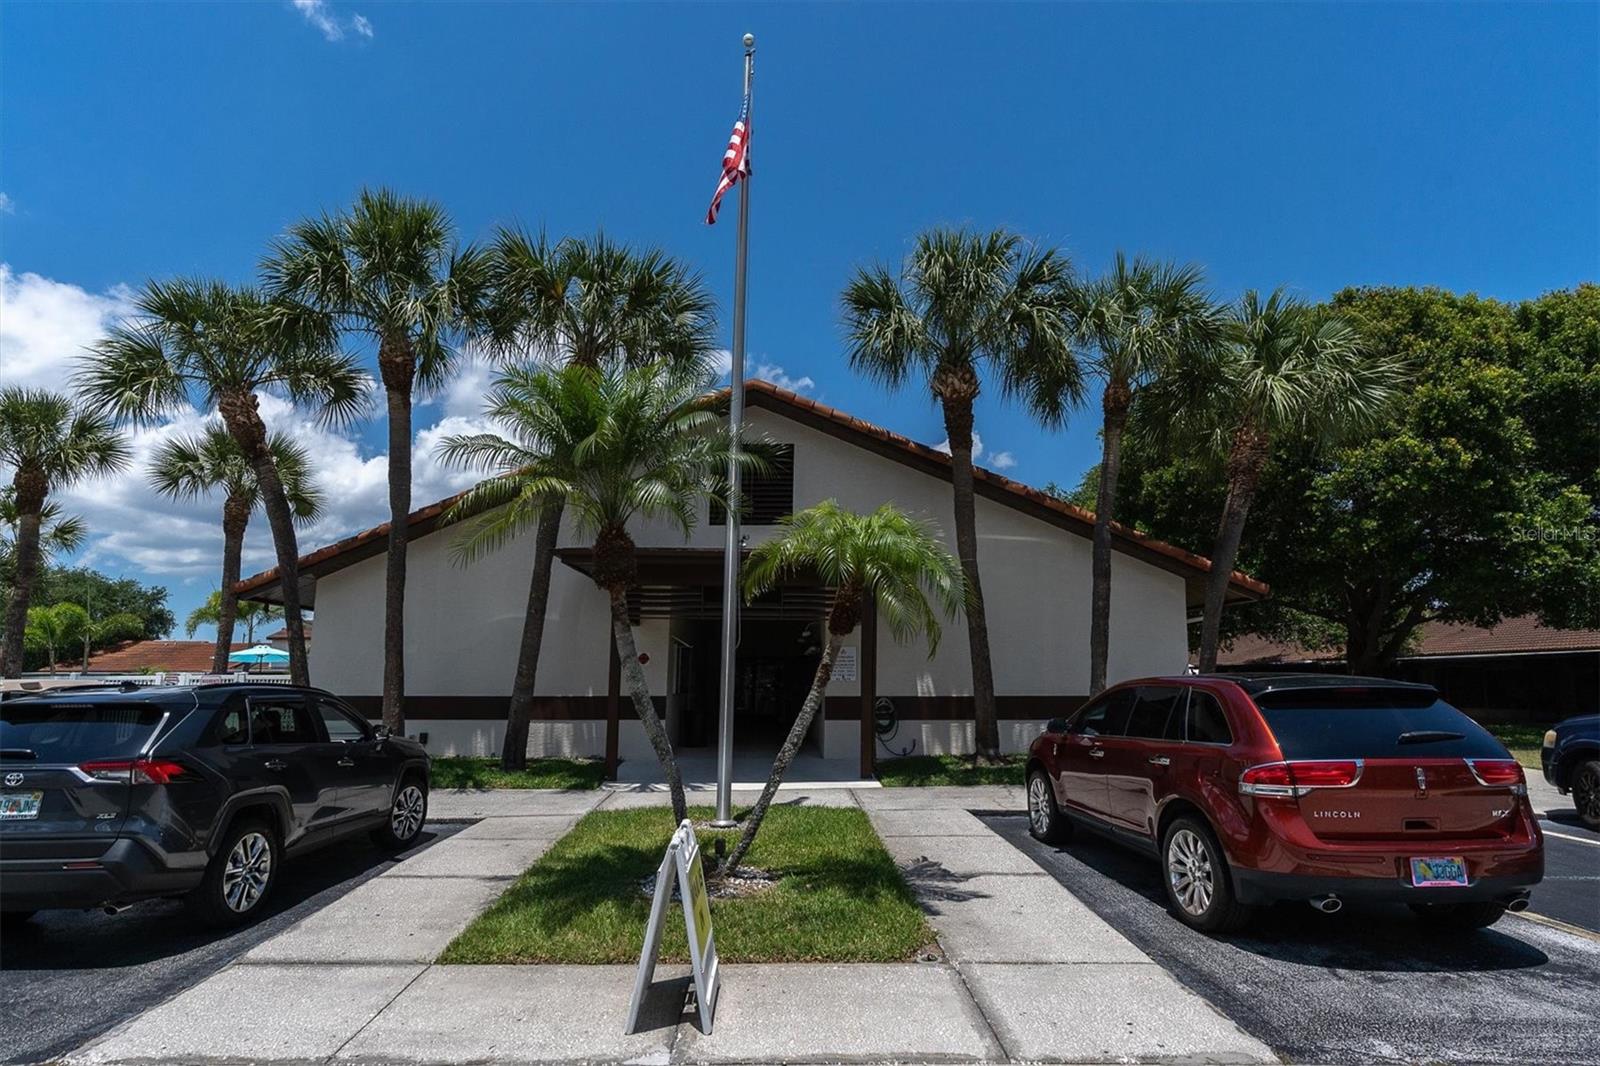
1239 760 1363 798
1466 758 1526 794
80 758 187 785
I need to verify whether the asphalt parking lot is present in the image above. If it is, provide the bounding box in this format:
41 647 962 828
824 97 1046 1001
986 812 1600 1066
0 823 463 1066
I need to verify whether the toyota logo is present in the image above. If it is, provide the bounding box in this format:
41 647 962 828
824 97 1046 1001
3 773 22 787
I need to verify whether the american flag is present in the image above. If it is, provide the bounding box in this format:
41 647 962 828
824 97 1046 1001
705 96 751 225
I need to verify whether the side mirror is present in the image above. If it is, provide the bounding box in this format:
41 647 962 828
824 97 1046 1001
1046 717 1070 736
372 724 392 741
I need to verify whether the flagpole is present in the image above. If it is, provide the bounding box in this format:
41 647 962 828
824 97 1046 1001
713 32 755 828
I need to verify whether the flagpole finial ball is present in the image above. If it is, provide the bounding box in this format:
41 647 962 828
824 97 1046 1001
743 33 755 50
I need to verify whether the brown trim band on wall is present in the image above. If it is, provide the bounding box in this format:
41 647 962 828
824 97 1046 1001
345 694 1084 724
344 695 666 722
825 695 1088 721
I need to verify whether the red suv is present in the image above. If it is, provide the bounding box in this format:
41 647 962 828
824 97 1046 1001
1025 675 1543 933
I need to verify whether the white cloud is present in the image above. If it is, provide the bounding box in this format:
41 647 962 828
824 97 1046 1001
0 193 14 214
706 351 813 393
291 0 371 43
753 362 814 393
934 432 983 460
931 433 1017 472
0 264 135 390
0 266 483 588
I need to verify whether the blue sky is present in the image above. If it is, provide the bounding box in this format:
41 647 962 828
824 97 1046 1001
1 0 1595 637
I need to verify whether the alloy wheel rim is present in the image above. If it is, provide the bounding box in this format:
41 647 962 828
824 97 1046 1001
392 785 425 840
1167 828 1214 916
223 831 272 913
1577 769 1600 822
1028 777 1050 833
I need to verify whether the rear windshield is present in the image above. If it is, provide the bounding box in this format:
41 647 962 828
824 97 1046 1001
1255 690 1505 760
1 701 166 763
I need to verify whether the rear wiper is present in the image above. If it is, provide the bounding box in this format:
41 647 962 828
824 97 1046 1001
1397 730 1465 744
0 748 39 760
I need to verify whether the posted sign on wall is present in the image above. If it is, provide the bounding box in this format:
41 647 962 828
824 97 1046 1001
625 819 720 1034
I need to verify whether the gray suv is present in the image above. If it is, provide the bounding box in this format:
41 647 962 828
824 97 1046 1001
0 682 430 926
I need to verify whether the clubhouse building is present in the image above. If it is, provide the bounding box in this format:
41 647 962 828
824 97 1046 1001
237 381 1268 780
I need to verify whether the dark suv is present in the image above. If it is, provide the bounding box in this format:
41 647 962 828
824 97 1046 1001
0 683 430 926
1542 711 1600 828
1026 675 1543 934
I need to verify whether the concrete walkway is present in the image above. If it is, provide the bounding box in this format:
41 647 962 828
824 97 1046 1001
68 784 1274 1065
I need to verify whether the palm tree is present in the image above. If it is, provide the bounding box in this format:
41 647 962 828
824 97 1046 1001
1069 254 1221 693
439 361 754 823
1 491 86 572
1192 290 1403 671
185 592 284 645
469 229 717 769
24 603 88 675
263 189 486 732
842 228 1079 761
0 388 129 677
76 610 146 673
77 279 365 685
150 427 322 672
721 502 964 874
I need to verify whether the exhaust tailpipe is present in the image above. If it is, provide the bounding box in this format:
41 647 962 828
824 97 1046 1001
101 902 132 916
1506 897 1530 913
1309 895 1343 914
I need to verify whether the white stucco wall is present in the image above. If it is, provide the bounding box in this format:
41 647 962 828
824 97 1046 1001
306 403 1193 759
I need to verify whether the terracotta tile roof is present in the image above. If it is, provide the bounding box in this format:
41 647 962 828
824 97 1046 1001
1214 616 1600 667
264 623 310 640
236 378 1269 604
58 640 253 675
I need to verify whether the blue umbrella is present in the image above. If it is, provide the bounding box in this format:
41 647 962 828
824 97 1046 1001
228 644 291 667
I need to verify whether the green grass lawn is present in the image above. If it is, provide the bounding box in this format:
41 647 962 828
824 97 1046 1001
440 805 932 964
1484 723 1548 771
876 753 1026 787
429 756 605 791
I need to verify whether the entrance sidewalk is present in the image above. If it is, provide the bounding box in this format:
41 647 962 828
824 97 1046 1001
68 784 1274 1065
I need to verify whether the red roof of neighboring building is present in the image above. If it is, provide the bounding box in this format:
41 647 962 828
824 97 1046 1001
264 623 310 641
1214 616 1600 667
56 640 253 675
236 379 1269 607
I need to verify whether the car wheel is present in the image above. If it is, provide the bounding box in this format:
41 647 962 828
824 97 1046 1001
1027 769 1071 844
1409 901 1509 929
1572 759 1600 830
189 817 278 928
1161 816 1254 934
372 776 428 851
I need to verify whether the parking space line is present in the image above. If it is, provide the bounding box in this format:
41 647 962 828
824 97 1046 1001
1512 910 1600 943
1542 828 1600 847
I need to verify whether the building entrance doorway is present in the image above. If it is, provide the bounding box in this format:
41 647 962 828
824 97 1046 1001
678 617 825 756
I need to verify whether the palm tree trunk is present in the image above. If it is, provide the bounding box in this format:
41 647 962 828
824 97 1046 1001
214 496 249 674
501 503 563 771
608 592 688 823
0 477 45 678
218 390 310 686
940 394 1001 762
723 626 844 875
379 340 416 736
1089 383 1131 695
1197 424 1269 672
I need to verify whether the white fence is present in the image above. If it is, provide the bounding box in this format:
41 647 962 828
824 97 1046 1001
15 672 294 688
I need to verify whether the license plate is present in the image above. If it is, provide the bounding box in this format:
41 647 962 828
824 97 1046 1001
0 791 43 821
1410 856 1469 887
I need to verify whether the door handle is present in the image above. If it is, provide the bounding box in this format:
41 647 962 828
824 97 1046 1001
1148 755 1171 766
264 759 287 771
1088 748 1105 759
337 757 355 767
